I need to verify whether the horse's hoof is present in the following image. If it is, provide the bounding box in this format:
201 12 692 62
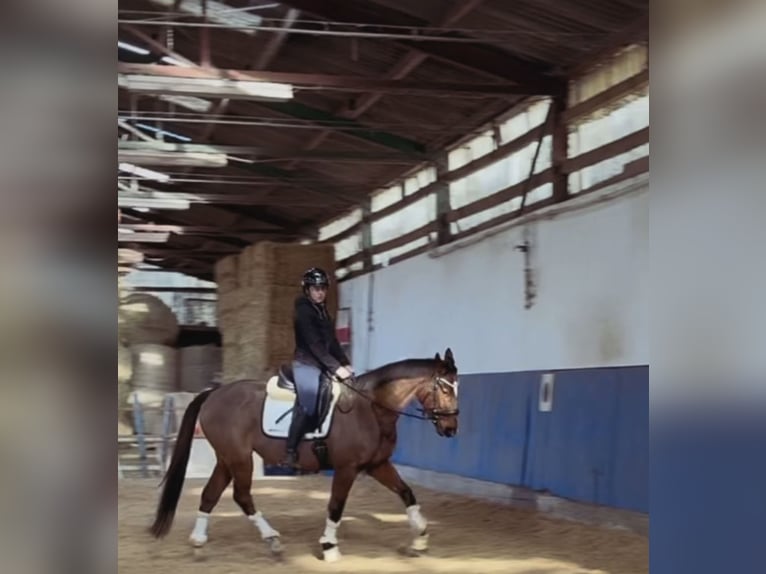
266 536 283 556
189 535 207 548
398 545 427 558
322 544 341 562
191 546 207 561
412 533 428 550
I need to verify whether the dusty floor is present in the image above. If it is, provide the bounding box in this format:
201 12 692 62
119 475 647 574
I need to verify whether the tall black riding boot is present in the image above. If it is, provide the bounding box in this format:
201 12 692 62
281 408 309 469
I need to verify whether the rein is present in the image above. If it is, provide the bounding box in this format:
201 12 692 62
335 374 459 422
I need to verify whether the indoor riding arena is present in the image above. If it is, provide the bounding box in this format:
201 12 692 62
118 1 649 573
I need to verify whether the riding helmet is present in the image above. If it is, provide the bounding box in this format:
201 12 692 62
301 267 330 289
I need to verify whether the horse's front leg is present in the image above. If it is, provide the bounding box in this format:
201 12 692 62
367 461 429 554
319 466 359 562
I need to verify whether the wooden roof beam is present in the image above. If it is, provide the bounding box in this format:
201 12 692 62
123 200 311 236
289 0 487 164
118 63 547 97
254 8 300 70
117 140 426 164
527 0 628 31
117 33 429 155
278 0 562 94
118 66 428 155
567 14 649 79
237 162 361 206
119 223 303 236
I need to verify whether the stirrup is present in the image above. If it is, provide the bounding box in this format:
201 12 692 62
280 449 300 469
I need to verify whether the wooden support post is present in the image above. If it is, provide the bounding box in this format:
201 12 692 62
200 0 211 68
361 198 373 272
434 152 451 245
551 93 569 203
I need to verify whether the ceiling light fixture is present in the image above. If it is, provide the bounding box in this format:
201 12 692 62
118 74 294 101
118 41 150 55
118 162 171 183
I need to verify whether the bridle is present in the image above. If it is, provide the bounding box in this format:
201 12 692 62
336 373 459 423
417 375 460 422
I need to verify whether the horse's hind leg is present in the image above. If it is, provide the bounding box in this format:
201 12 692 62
367 461 429 554
189 460 231 547
230 455 282 554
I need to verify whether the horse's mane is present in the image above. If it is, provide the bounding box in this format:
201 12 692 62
354 358 437 391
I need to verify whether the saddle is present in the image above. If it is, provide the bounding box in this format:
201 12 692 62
265 363 339 430
264 364 298 402
262 364 343 470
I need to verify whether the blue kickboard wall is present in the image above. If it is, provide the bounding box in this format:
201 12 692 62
391 366 648 513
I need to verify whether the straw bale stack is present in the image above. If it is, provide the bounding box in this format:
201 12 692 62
126 343 180 435
118 342 132 384
215 241 337 382
179 345 222 392
118 292 179 346
214 255 239 293
130 343 179 392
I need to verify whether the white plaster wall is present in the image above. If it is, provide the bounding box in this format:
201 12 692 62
339 180 648 374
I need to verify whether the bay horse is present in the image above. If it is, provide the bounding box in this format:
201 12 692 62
149 348 460 562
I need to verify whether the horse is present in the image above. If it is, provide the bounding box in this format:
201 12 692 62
149 347 460 562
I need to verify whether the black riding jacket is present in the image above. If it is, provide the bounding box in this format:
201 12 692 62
293 294 349 373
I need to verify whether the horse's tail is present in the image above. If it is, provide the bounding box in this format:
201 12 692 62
149 387 215 538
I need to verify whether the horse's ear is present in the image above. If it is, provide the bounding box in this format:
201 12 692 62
434 352 441 361
445 347 454 363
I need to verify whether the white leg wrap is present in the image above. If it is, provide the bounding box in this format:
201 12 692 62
411 533 429 551
249 511 280 539
189 511 210 546
319 517 340 546
323 545 342 562
406 504 428 534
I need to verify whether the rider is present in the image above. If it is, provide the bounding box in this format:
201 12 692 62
281 267 353 468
